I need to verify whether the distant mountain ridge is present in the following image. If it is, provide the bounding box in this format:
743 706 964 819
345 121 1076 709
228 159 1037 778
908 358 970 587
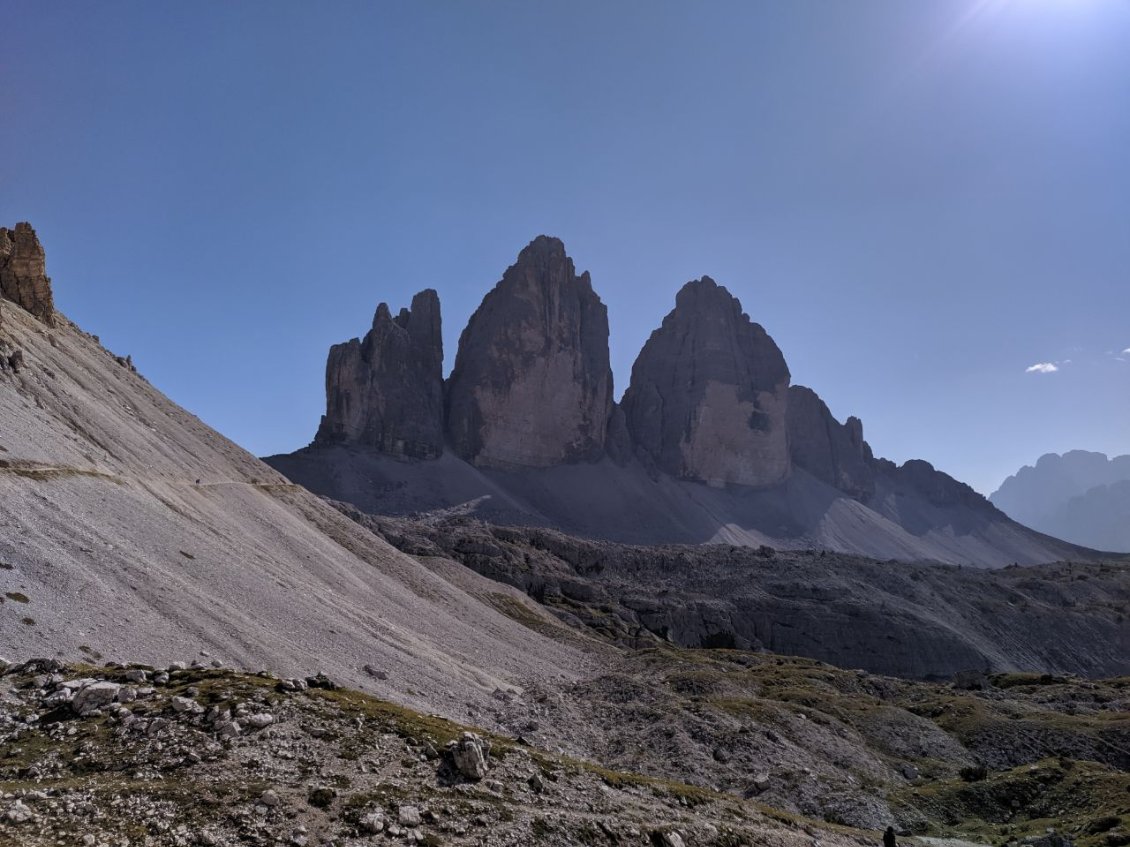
991 450 1130 552
266 236 1091 567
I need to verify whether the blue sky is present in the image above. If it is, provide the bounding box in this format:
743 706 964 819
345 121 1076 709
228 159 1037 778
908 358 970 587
2 0 1128 494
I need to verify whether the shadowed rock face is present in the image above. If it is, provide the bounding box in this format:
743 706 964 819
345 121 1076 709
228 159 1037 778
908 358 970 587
787 385 875 499
355 514 1130 680
315 290 444 459
877 458 995 512
622 277 791 487
445 236 613 468
0 222 55 326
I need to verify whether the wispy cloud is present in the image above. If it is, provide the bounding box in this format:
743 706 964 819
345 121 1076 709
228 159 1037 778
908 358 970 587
1025 362 1059 374
1123 348 1130 355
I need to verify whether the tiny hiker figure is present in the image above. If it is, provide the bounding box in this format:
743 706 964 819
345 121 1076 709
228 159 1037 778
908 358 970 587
883 827 898 847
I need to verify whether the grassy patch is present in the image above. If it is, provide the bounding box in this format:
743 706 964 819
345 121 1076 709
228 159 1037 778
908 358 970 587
484 592 567 639
894 758 1130 847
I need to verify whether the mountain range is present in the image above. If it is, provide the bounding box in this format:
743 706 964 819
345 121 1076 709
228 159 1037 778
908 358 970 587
266 235 1087 567
991 450 1130 552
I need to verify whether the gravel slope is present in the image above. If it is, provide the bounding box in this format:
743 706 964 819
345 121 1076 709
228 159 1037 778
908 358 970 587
0 302 592 720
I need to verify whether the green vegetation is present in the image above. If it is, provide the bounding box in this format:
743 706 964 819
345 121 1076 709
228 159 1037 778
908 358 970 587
484 592 557 635
894 758 1130 847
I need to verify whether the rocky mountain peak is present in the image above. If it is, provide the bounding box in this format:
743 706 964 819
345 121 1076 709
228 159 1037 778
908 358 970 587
315 288 444 459
622 277 791 487
445 236 613 468
373 301 394 325
0 222 55 327
672 274 727 310
515 234 580 274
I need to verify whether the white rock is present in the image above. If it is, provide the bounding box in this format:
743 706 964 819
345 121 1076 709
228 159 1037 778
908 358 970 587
449 732 490 781
398 805 421 827
71 682 120 716
245 713 274 729
360 812 385 834
43 689 73 707
217 720 242 738
171 696 204 714
4 799 33 823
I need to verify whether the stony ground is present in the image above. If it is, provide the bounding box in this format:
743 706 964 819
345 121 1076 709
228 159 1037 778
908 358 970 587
2 656 1128 847
0 659 878 847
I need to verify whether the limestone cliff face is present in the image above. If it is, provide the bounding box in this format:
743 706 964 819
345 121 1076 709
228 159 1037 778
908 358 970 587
622 278 791 487
0 223 55 326
315 290 444 459
787 385 875 499
445 236 613 468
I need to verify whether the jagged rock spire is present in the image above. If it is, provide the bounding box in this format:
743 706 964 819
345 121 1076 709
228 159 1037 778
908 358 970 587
0 222 55 327
445 236 614 468
315 289 444 459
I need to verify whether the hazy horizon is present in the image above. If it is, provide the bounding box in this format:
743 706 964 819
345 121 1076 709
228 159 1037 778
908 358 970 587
3 1 1128 495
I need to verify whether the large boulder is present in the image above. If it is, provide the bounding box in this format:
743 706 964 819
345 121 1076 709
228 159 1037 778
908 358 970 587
447 731 491 780
787 385 875 499
314 290 445 459
0 222 55 327
622 277 790 487
445 236 613 468
71 681 120 716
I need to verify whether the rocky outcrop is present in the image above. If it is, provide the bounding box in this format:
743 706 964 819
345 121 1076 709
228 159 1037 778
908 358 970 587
314 290 444 459
0 223 55 326
787 385 875 499
358 515 1130 679
445 236 613 468
447 731 491 781
622 278 790 487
